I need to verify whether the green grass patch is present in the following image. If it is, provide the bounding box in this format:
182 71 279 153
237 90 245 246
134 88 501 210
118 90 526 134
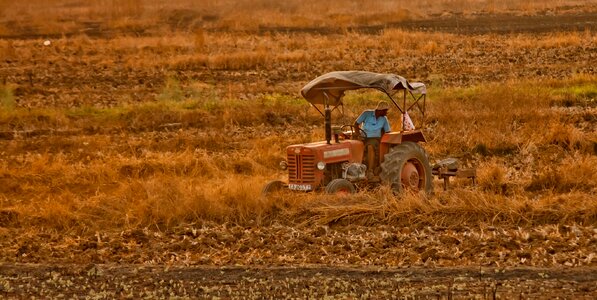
342 90 390 108
259 93 304 107
3 75 595 131
157 77 185 102
0 108 68 130
545 74 597 106
0 84 15 111
554 83 597 99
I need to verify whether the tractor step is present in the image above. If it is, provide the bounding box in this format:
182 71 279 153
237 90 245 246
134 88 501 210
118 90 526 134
432 158 476 190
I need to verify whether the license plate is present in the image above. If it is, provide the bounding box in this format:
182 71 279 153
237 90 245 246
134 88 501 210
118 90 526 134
288 184 312 191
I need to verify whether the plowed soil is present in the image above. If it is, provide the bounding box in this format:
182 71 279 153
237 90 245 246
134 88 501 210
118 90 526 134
1 223 596 298
1 264 596 298
1 12 596 109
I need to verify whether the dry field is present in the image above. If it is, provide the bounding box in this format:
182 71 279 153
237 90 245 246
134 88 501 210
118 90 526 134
1 0 597 298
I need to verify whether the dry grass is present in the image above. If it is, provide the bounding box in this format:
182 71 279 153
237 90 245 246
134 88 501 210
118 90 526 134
506 31 593 49
307 188 597 227
0 1 596 254
381 29 452 55
1 74 596 233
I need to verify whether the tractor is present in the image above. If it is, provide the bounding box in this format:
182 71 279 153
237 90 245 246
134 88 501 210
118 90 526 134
263 71 462 195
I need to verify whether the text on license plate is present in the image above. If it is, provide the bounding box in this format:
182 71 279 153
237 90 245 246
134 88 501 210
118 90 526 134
288 184 312 191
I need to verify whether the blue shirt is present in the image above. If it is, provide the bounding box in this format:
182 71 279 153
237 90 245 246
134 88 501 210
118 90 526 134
355 110 391 138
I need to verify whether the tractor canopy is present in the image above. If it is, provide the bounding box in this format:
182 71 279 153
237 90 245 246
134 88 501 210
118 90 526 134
300 71 426 106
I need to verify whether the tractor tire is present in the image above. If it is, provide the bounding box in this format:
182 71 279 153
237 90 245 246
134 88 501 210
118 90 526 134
380 142 433 195
325 179 356 195
261 180 285 197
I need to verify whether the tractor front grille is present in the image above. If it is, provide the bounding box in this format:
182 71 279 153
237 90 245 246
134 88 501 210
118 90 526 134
287 154 315 184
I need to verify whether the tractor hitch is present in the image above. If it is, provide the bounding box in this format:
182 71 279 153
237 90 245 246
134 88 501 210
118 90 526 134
432 158 477 191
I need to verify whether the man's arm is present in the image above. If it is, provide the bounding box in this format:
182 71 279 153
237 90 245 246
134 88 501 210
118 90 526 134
355 111 366 126
383 116 391 133
353 122 361 138
354 112 366 138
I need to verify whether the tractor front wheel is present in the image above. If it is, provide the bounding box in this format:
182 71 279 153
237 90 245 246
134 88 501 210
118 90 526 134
262 180 285 197
380 142 433 195
325 179 356 195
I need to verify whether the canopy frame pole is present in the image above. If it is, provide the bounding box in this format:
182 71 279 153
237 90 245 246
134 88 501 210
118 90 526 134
323 92 332 145
406 92 425 112
402 90 407 132
330 102 346 124
406 92 426 128
422 94 426 126
384 91 404 114
310 103 324 117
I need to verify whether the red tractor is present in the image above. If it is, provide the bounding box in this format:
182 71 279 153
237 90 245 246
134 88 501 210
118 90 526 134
263 71 436 195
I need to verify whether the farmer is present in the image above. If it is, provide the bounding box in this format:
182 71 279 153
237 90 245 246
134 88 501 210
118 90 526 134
354 101 391 179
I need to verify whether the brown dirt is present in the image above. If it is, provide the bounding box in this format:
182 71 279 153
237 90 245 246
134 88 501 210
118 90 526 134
1 224 595 277
2 11 596 39
0 264 595 298
258 12 597 35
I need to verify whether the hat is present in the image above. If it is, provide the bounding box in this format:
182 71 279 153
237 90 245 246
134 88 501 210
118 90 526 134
375 101 390 111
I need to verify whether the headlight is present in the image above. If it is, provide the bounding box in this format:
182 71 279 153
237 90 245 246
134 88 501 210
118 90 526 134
279 160 288 170
316 161 326 170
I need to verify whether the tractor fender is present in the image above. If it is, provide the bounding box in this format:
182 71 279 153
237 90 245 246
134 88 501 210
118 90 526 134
380 130 427 158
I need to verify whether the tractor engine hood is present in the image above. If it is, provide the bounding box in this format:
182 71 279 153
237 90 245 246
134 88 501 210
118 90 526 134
286 140 364 164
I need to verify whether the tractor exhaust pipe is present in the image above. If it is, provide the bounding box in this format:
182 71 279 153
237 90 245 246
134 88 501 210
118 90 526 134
325 105 332 144
324 93 332 144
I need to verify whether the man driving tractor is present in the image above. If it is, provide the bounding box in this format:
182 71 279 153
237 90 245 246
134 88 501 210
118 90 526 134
354 101 391 179
262 71 440 196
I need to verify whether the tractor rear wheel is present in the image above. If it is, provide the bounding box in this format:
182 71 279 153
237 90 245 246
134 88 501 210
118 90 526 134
325 179 356 195
380 142 433 195
262 180 285 197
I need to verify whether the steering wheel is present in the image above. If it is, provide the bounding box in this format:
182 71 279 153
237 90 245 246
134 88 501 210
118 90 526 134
340 125 367 140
